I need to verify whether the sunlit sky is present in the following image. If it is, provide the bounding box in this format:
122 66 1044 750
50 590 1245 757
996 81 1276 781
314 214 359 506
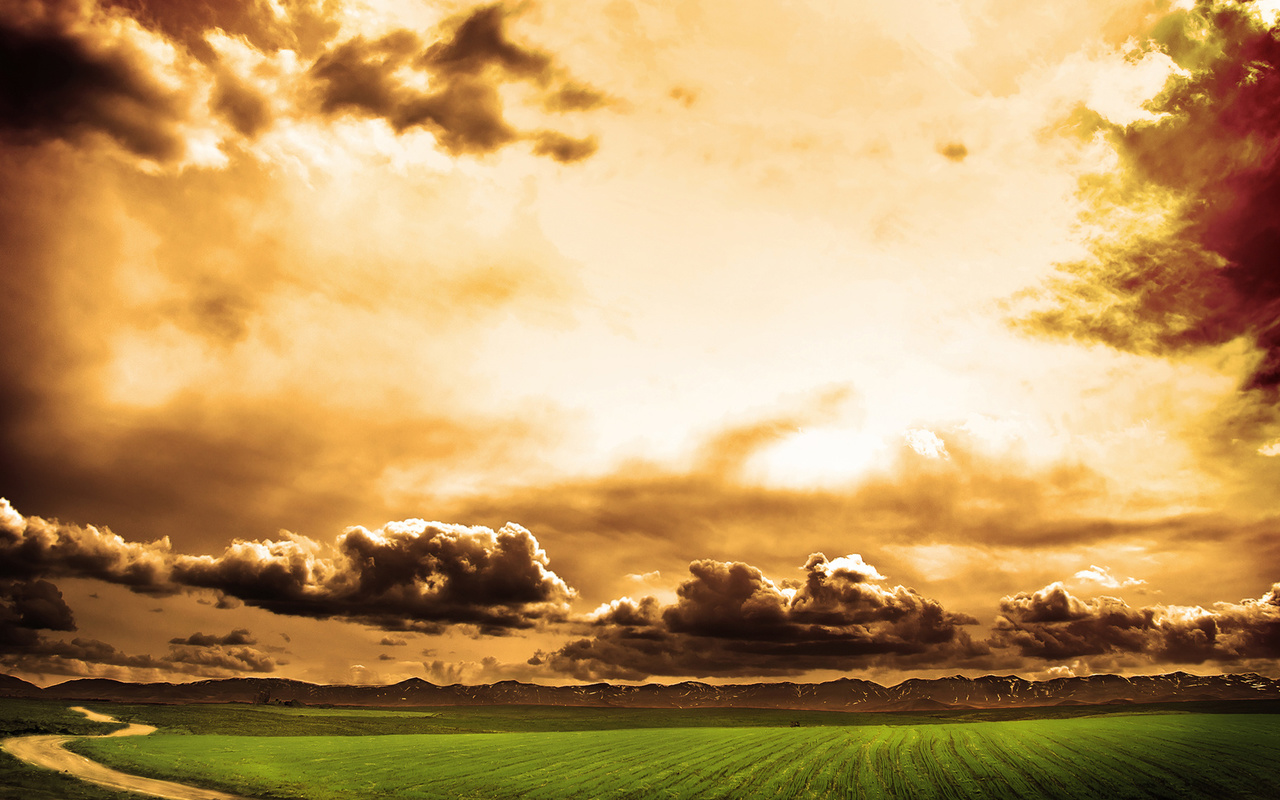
2 0 1279 687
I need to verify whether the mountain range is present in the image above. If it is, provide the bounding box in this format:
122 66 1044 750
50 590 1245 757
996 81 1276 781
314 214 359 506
2 671 1278 711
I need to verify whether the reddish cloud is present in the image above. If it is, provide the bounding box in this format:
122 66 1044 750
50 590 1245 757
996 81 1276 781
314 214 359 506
1023 1 1280 394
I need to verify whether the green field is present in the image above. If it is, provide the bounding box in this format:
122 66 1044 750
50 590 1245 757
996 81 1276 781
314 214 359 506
0 699 150 800
53 703 1280 800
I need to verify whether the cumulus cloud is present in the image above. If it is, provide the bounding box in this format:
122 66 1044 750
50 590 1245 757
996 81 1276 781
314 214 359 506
1021 1 1280 394
991 580 1280 663
540 554 983 680
171 518 576 633
1 498 575 634
0 498 175 592
309 3 606 159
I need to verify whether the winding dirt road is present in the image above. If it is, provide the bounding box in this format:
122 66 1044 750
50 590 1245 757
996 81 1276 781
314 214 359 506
2 706 250 800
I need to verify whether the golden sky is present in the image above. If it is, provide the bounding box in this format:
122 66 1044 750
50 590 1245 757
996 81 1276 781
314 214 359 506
2 0 1280 687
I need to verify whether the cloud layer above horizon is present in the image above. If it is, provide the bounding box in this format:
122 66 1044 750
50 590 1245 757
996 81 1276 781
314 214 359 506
2 0 1280 686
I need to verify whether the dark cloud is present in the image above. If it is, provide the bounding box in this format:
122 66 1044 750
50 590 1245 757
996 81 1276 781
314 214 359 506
0 499 175 592
310 4 603 160
542 81 609 112
937 141 968 162
379 636 407 646
0 10 186 159
421 3 551 79
311 30 422 118
212 69 271 137
1 499 575 634
4 633 279 678
0 579 277 676
169 628 257 647
171 519 575 632
541 554 983 680
164 640 279 673
0 580 76 649
1023 1 1280 394
991 581 1280 663
530 131 598 163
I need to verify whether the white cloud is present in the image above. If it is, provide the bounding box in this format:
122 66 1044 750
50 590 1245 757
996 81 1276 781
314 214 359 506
904 429 950 459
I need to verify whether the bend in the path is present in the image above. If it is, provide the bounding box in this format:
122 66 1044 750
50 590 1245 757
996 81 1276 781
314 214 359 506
1 706 251 800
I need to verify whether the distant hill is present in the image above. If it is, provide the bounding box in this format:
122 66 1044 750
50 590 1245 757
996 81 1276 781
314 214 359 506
1 671 1276 711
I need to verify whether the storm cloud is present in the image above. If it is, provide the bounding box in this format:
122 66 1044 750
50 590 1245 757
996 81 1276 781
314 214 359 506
992 580 1280 664
539 554 984 680
0 7 188 159
0 579 76 649
1 498 575 634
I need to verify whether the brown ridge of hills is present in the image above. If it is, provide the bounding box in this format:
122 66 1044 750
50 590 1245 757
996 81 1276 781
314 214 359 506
1 671 1278 711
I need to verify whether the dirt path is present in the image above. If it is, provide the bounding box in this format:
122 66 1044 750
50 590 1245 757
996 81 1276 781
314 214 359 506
1 706 251 800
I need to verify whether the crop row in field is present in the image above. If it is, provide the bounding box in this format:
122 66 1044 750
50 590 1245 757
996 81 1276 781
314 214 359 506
73 712 1280 800
80 698 1280 739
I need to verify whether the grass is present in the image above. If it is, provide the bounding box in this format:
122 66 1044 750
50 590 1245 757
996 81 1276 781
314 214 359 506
72 698 1280 737
61 706 1280 800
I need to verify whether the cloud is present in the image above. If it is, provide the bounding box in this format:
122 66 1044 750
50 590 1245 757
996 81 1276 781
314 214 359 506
0 579 76 649
0 6 188 160
440 408 1211 606
4 633 279 679
100 0 340 59
379 636 408 647
171 518 576 633
529 131 599 163
540 554 983 680
0 577 279 677
168 628 257 647
991 580 1280 663
1 498 575 634
903 429 950 460
1074 564 1146 589
0 498 175 592
542 81 610 112
1021 1 1280 394
164 637 279 673
309 4 606 160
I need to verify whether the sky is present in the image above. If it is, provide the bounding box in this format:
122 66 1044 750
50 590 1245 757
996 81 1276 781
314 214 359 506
2 0 1280 688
